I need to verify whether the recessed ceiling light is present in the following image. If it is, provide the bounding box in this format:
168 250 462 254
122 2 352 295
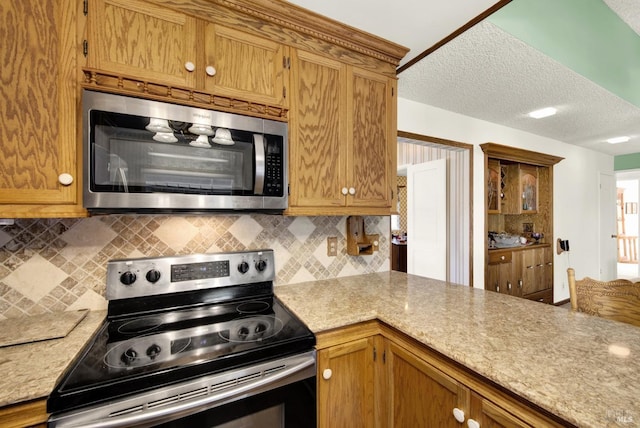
528 107 557 119
606 136 630 144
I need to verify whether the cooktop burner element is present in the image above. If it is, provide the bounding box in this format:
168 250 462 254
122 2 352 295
47 250 316 417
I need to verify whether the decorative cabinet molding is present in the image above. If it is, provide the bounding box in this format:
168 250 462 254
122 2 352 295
86 0 289 110
0 0 86 218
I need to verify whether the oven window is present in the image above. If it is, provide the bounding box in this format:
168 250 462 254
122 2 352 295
153 377 315 428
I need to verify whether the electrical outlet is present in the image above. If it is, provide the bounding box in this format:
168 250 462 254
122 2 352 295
327 237 337 257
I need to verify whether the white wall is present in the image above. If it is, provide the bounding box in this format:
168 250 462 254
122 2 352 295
398 98 614 302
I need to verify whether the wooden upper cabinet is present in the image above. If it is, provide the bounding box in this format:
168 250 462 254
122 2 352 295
203 24 288 107
288 50 395 215
348 68 393 208
0 0 84 217
87 0 288 107
87 0 198 87
289 50 347 209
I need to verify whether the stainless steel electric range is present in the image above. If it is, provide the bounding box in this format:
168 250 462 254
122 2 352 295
47 250 316 428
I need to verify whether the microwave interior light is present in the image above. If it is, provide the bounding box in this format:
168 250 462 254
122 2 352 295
606 136 630 144
527 107 557 119
148 152 229 163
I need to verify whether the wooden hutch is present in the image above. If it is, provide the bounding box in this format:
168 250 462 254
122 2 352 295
481 143 563 304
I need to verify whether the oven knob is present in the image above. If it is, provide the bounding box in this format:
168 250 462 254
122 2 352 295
237 261 250 274
121 348 137 365
146 269 161 283
146 344 162 360
120 271 137 286
255 259 267 272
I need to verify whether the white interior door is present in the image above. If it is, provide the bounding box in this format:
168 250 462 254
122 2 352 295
600 171 617 280
407 159 447 280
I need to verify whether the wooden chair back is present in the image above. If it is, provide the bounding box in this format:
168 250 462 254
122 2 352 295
567 268 640 327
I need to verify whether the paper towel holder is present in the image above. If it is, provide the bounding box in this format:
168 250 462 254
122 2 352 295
346 216 379 256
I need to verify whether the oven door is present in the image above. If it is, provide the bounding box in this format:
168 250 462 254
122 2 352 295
48 351 315 428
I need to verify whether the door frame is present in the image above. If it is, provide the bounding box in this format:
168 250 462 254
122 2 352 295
397 131 474 286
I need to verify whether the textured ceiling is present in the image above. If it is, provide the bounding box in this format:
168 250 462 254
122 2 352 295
397 20 640 156
284 0 500 67
287 0 640 157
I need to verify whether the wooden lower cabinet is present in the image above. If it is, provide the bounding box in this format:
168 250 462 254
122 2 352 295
0 399 48 428
387 341 468 427
317 322 571 428
317 336 376 428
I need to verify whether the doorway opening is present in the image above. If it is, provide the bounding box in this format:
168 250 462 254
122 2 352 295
394 131 474 286
616 171 640 280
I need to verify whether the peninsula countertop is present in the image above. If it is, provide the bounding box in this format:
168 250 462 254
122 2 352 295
275 271 640 428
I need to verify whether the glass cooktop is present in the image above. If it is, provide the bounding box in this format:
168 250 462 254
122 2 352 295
47 295 315 414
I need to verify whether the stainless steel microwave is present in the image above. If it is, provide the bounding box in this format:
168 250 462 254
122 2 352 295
82 90 287 213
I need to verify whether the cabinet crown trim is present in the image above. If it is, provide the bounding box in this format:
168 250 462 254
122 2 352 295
150 0 409 66
481 143 564 166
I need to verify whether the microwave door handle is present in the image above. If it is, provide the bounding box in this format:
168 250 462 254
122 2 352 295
253 134 265 195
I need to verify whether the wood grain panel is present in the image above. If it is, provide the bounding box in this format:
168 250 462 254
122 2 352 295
204 25 285 106
318 337 375 428
289 50 347 207
0 0 79 209
388 342 467 428
89 0 197 87
0 399 48 428
0 1 60 192
348 68 390 207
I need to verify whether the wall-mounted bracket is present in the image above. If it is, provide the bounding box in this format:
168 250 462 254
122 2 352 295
346 216 379 256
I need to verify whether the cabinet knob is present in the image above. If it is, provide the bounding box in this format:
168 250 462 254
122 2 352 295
467 419 480 428
507 282 512 291
58 173 74 186
452 407 465 423
341 187 348 195
349 187 356 195
322 368 332 380
500 255 505 261
496 285 500 293
184 61 195 72
205 65 217 76
518 279 523 288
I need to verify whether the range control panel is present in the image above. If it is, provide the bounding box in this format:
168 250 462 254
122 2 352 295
106 250 275 301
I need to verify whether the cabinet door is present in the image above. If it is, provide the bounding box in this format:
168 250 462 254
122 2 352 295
487 159 501 213
88 0 197 87
0 0 80 209
289 50 348 209
387 342 469 428
521 249 538 295
203 24 287 107
470 392 532 428
347 67 393 208
522 248 549 296
542 246 553 291
317 337 376 428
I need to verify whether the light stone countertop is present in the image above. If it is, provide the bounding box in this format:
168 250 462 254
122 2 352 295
0 310 106 408
275 271 640 428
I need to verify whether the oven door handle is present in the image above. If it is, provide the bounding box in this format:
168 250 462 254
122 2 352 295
66 353 315 428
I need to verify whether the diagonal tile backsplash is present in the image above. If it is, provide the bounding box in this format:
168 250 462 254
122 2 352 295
0 215 390 319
